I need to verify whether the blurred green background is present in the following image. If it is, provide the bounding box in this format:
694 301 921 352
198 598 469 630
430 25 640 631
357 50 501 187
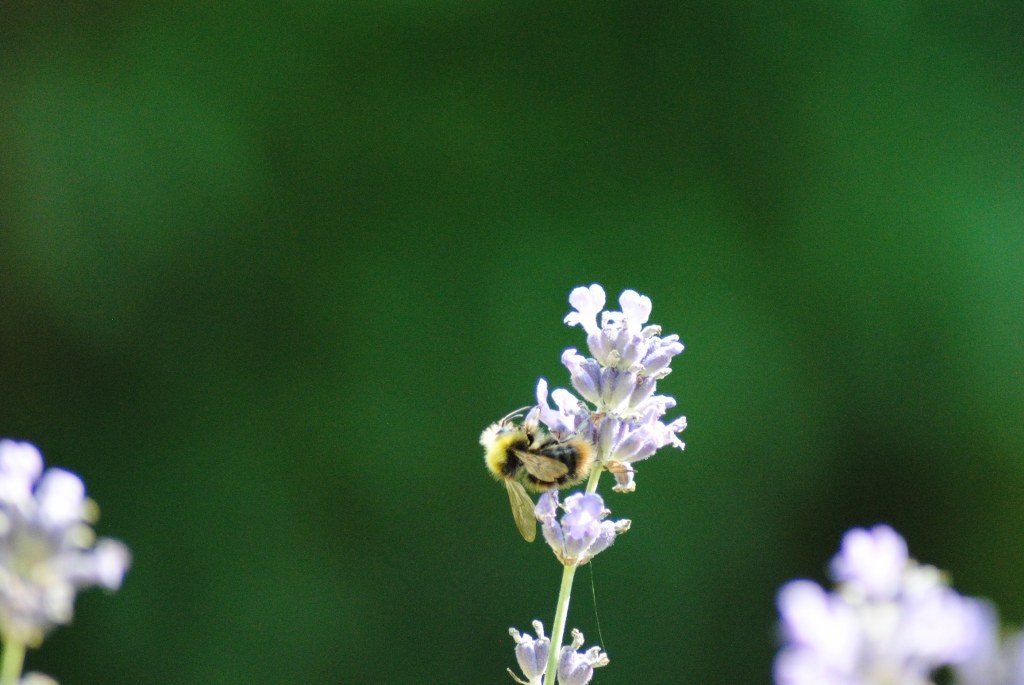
1 3 1022 684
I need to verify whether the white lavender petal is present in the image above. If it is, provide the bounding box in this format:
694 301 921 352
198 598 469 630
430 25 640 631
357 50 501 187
564 285 606 336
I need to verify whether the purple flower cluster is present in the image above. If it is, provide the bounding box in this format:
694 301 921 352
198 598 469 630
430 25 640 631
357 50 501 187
535 491 630 567
508 621 608 685
0 440 130 647
775 525 987 685
537 284 686 492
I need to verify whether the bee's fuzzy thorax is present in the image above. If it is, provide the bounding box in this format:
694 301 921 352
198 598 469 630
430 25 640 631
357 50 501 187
481 422 529 480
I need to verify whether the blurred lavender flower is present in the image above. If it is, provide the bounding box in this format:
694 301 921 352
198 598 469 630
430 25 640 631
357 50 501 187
775 524 987 685
830 524 909 600
536 284 686 492
953 601 1024 685
0 440 131 647
535 491 629 567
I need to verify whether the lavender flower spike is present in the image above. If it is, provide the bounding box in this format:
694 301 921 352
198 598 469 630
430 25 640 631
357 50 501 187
531 285 687 492
0 439 131 647
536 491 629 567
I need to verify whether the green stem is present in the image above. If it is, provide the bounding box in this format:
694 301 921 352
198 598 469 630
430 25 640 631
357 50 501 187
584 463 602 495
544 562 577 685
0 638 25 685
543 466 604 684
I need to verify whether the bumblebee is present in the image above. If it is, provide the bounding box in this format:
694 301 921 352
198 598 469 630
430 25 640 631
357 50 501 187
481 408 594 542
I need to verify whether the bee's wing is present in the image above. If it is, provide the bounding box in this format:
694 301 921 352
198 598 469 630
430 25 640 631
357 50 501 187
505 480 537 542
514 449 569 482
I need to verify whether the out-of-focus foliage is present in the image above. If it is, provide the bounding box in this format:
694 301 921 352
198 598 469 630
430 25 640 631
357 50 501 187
1 3 1022 684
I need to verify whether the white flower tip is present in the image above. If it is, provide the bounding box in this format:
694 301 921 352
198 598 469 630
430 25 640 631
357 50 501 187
95 539 132 590
583 645 609 668
831 523 909 598
618 289 652 324
569 284 605 308
565 285 606 334
0 440 44 481
37 469 87 527
569 628 586 650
